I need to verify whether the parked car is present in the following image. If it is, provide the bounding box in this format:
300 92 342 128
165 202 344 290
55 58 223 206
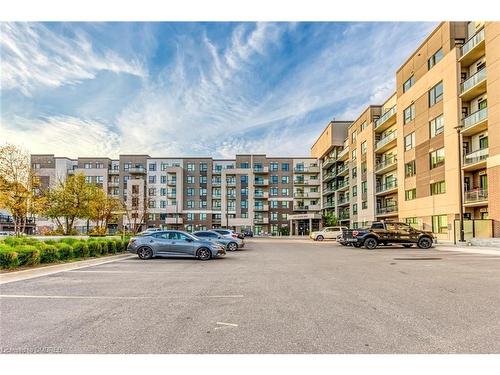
193 230 243 251
127 230 226 260
139 227 162 235
342 221 435 249
336 233 348 246
212 228 244 240
310 226 348 241
0 231 12 237
243 230 254 237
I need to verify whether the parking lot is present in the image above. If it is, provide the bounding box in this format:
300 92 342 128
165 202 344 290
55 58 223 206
1 238 500 354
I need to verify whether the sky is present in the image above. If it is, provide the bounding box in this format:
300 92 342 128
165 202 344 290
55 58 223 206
0 22 437 159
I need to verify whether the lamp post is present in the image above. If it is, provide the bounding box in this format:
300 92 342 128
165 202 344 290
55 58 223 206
455 124 465 243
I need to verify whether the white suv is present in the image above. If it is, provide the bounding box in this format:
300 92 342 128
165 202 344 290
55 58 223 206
310 226 348 241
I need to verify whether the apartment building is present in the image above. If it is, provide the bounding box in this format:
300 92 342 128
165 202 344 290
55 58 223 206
312 21 500 240
31 154 321 235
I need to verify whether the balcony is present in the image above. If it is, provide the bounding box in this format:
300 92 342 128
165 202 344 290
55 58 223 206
67 169 76 175
464 188 488 207
463 148 488 171
254 191 269 199
323 201 335 210
254 205 269 211
460 28 485 65
294 179 320 186
254 217 269 224
374 105 397 132
129 167 146 174
212 181 221 187
165 217 183 224
375 156 397 174
337 164 349 177
108 169 120 175
322 187 335 196
253 166 269 173
338 212 350 221
108 181 120 188
226 180 236 186
293 204 320 211
166 193 177 199
212 168 222 174
293 191 321 199
294 166 320 174
167 179 177 186
337 195 350 206
212 193 222 199
253 179 269 186
337 147 349 161
322 172 335 183
376 204 399 216
461 107 488 136
375 131 397 153
376 179 398 195
322 156 336 169
336 179 349 191
460 68 487 102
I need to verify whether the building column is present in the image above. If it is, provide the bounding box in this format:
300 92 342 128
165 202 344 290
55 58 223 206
289 219 293 236
309 218 312 235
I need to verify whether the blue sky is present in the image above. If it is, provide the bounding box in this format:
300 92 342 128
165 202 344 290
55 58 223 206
1 22 436 158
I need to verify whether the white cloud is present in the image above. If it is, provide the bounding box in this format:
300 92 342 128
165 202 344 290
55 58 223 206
0 23 146 96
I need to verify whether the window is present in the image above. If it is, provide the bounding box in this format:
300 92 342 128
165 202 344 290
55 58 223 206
148 188 156 196
270 162 278 171
361 141 367 155
271 175 278 184
428 48 444 70
430 114 444 138
362 201 367 209
270 187 278 196
479 135 488 149
281 213 288 220
241 187 248 196
281 188 289 197
281 176 289 184
199 188 207 196
430 181 446 195
200 213 207 221
430 148 445 169
187 188 194 196
361 181 367 193
187 176 194 184
84 163 92 169
429 81 443 106
404 104 415 124
199 163 208 172
361 161 367 175
148 175 156 184
351 149 357 161
160 175 167 184
199 200 207 209
432 214 448 234
281 201 289 209
352 166 357 179
96 176 104 184
405 189 416 201
405 160 416 177
360 121 367 131
270 201 278 209
148 163 156 171
352 185 357 197
403 75 415 92
148 200 156 208
281 163 289 171
241 200 248 209
240 175 248 184
187 200 194 209
187 163 195 171
404 132 415 151
352 203 358 215
85 176 92 183
351 131 357 143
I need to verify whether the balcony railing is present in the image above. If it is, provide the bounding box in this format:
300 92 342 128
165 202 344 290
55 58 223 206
323 187 335 195
463 148 488 165
128 167 146 174
294 192 319 198
254 192 269 198
461 28 485 56
462 107 487 130
376 205 399 215
254 179 269 186
337 195 350 204
336 164 348 175
461 68 487 93
253 166 269 173
108 169 120 175
338 212 350 220
375 105 397 129
375 156 397 172
323 201 335 209
338 147 349 159
335 179 349 190
294 166 320 173
322 172 335 181
375 131 397 150
464 189 488 203
376 179 398 193
253 217 269 224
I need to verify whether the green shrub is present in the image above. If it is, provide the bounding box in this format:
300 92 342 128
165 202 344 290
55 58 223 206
87 241 100 257
72 241 89 258
3 237 39 247
59 237 79 245
16 245 41 266
40 245 59 263
108 241 117 254
56 243 73 260
43 239 57 245
0 249 19 269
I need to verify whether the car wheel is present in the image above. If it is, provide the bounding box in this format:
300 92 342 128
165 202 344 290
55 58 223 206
403 244 413 248
137 247 153 260
316 235 324 241
197 247 212 260
417 237 433 249
364 238 378 250
228 242 238 251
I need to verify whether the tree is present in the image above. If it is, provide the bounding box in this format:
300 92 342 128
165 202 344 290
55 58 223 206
42 173 95 235
323 211 338 227
88 188 124 235
0 144 44 236
123 182 148 235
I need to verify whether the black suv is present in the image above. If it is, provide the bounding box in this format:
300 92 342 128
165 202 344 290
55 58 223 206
343 221 435 250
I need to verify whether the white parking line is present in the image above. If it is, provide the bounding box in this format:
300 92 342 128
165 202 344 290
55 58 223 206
216 322 238 326
0 294 244 300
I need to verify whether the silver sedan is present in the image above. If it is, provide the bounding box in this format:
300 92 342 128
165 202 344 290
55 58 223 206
192 230 244 251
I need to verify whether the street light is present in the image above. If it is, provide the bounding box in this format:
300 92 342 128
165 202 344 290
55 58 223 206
454 124 465 243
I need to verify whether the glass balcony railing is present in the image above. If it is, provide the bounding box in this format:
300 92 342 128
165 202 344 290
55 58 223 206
323 201 335 209
461 68 487 93
461 28 485 56
375 105 397 129
376 179 398 193
335 179 349 190
337 195 350 205
463 148 488 165
462 107 487 130
375 131 397 150
464 188 488 203
376 205 398 215
375 156 397 172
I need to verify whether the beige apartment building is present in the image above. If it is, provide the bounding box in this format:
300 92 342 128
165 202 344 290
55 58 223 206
313 21 500 241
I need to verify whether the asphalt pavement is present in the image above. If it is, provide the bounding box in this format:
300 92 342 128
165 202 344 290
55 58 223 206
1 239 499 353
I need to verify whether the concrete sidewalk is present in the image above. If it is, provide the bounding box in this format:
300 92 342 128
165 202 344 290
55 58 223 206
0 253 134 285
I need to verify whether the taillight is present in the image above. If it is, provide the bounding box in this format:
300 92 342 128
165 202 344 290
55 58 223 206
352 231 359 237
231 234 238 238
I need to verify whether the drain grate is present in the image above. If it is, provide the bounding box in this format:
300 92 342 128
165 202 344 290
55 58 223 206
393 257 442 261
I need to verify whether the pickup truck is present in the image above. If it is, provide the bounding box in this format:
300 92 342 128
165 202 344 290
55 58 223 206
342 221 435 250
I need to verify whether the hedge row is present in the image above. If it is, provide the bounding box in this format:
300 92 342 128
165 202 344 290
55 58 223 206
0 237 129 269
